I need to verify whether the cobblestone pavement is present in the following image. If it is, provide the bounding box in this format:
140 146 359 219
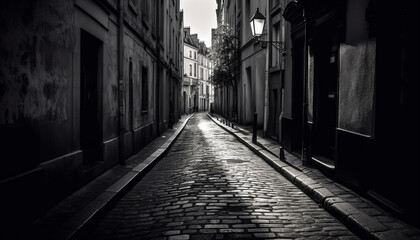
85 113 358 240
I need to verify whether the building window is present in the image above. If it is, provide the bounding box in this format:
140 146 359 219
200 68 203 80
194 51 196 60
189 50 192 58
194 63 197 77
189 64 192 76
142 67 149 112
272 22 280 66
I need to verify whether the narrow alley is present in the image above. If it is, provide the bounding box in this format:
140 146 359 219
1 1 419 239
84 113 356 239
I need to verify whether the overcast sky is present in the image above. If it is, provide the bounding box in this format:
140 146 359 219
180 0 217 47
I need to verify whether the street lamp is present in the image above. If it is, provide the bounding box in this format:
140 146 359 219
249 8 265 38
249 8 285 52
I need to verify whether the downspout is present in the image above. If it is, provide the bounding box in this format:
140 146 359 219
263 0 270 137
279 4 286 144
156 1 161 135
118 0 125 164
301 5 309 165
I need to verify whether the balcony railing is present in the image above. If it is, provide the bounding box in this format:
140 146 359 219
183 78 199 86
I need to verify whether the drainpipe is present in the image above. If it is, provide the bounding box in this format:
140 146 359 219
263 0 270 137
301 6 309 165
118 0 125 164
155 1 161 135
279 3 286 154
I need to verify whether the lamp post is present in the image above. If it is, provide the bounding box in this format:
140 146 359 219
249 6 285 141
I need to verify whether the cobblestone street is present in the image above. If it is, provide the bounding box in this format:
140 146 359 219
85 113 357 240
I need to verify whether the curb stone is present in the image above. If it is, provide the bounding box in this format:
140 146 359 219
206 113 413 240
53 113 195 240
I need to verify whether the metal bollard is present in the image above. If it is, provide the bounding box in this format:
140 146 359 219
252 112 257 143
279 146 286 160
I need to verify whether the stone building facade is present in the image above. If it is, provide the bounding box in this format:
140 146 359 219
282 0 420 227
182 27 199 113
182 27 213 113
198 42 214 112
216 0 420 227
0 0 183 232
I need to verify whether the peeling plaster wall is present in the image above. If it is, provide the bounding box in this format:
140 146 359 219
0 0 79 229
0 1 76 180
103 21 119 140
0 0 183 231
0 1 75 124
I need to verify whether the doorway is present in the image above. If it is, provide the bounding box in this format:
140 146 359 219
313 18 339 163
244 67 252 124
80 30 102 166
269 88 279 140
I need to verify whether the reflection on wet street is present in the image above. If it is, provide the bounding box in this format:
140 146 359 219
87 113 357 239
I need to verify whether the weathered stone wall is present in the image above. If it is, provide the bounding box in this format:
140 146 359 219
0 1 184 231
0 1 77 180
103 20 119 140
0 1 75 125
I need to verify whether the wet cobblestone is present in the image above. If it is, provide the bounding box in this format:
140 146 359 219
86 113 357 239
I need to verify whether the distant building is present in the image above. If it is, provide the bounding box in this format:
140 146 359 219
182 28 213 113
198 42 214 111
182 27 199 113
0 0 183 233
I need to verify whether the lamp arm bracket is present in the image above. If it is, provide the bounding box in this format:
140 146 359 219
255 38 285 53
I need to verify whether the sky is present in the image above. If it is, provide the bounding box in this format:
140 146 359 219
180 0 217 47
